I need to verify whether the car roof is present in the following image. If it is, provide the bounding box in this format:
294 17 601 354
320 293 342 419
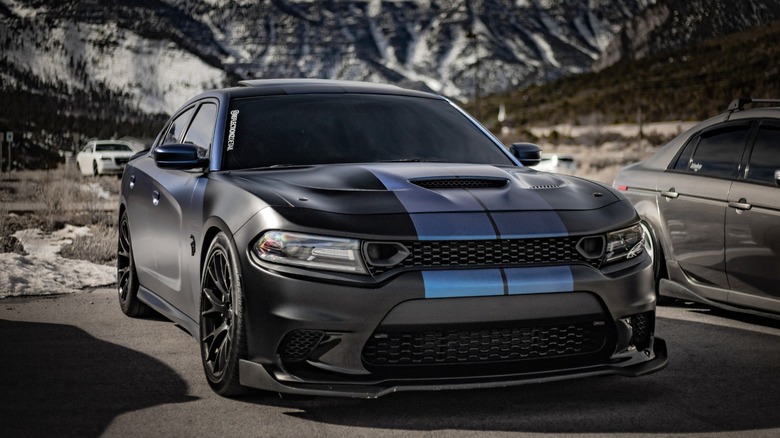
184 79 444 106
91 139 132 144
724 98 780 121
638 99 780 169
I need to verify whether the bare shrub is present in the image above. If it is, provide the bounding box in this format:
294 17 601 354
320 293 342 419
37 174 80 230
59 222 117 266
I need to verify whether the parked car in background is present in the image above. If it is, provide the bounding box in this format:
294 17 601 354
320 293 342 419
118 79 666 398
531 153 578 175
76 140 137 176
614 98 780 319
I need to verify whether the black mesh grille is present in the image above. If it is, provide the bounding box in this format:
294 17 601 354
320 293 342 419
412 178 508 189
362 321 606 367
630 311 654 350
279 330 325 362
115 157 129 165
367 237 599 276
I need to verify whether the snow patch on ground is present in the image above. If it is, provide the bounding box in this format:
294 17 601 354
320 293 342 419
0 225 115 298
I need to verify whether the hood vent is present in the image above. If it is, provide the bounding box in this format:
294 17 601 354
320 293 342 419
411 177 508 190
513 172 567 190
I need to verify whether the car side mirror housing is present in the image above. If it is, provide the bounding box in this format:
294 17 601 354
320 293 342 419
154 144 209 170
509 142 542 167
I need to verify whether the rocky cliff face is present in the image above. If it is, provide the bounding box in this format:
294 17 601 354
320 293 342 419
2 0 653 115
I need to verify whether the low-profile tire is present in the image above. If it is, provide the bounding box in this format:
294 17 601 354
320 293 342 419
117 211 152 317
200 232 249 397
640 221 673 305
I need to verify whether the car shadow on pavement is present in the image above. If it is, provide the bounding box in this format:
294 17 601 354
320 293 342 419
241 315 780 435
0 319 196 437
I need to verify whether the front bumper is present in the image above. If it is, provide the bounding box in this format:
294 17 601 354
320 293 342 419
236 248 665 397
98 159 128 174
239 338 667 398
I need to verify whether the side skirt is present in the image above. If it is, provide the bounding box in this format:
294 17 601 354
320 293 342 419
138 286 200 337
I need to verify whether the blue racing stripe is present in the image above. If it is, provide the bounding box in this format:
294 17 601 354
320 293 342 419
491 211 569 238
364 165 497 240
410 213 496 240
423 270 504 298
504 266 574 294
423 267 573 298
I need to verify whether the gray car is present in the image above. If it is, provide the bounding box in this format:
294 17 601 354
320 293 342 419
614 98 780 319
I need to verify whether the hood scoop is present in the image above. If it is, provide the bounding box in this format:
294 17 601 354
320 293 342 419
411 177 508 190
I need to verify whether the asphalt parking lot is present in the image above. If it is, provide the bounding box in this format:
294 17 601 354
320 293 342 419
2 289 779 437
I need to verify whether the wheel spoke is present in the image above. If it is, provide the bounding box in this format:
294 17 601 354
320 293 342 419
201 287 226 316
118 268 129 300
211 253 232 299
117 247 130 259
215 331 231 373
203 320 231 374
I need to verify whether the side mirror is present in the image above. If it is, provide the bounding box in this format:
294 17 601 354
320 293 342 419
775 170 780 186
154 144 209 170
509 142 542 167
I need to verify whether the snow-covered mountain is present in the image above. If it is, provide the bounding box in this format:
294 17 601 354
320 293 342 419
2 0 658 115
4 0 780 118
1 0 780 168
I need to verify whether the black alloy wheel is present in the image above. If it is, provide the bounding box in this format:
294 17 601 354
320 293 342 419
200 232 248 396
117 211 151 317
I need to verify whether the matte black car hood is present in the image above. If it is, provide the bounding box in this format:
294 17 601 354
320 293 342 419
228 163 618 214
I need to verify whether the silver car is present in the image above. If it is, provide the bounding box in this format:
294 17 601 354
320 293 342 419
614 98 780 319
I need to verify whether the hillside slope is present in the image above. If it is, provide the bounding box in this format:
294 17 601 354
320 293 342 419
481 21 780 129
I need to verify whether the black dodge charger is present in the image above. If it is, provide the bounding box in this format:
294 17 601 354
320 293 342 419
117 79 667 398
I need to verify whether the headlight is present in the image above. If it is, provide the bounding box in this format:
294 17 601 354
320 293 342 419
604 224 644 264
253 231 367 274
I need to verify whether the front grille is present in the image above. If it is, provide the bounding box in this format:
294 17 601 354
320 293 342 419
278 330 325 362
362 321 606 367
412 178 508 189
115 157 129 165
367 237 599 276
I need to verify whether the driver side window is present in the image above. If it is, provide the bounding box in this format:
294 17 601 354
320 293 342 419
161 107 196 145
182 103 218 159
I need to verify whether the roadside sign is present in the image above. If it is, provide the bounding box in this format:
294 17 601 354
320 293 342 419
5 132 12 142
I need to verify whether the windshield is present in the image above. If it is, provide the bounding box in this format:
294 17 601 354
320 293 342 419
222 94 513 170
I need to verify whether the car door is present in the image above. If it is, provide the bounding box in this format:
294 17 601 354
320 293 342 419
149 101 217 316
656 122 752 299
725 120 780 313
78 144 93 172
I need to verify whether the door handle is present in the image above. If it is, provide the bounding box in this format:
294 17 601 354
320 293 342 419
129 175 136 189
728 198 752 211
661 188 679 199
152 190 160 206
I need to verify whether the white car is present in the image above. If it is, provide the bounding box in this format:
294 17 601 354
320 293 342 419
76 140 137 176
531 153 578 175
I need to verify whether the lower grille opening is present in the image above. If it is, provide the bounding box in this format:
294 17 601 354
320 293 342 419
629 311 654 351
362 320 613 377
279 330 325 363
